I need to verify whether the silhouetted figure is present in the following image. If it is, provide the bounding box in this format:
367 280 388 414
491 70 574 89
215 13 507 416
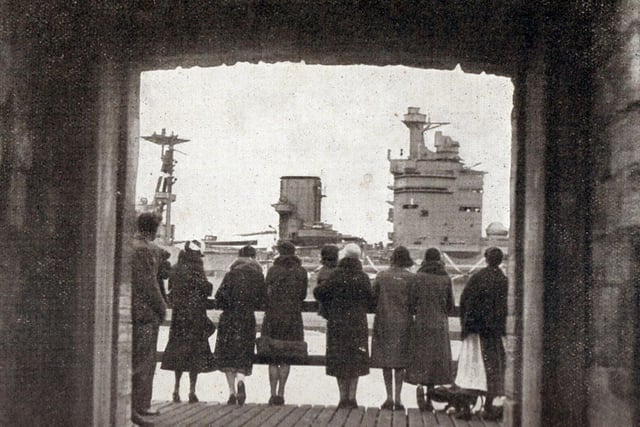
314 243 373 408
457 247 507 420
214 245 266 405
161 240 215 404
371 246 415 411
262 240 307 405
131 213 167 423
406 248 455 412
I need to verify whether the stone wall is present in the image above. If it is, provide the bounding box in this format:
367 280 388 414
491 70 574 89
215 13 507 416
590 1 640 425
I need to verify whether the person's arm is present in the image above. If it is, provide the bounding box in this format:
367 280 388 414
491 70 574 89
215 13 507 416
132 247 167 320
215 273 232 310
445 277 455 316
298 268 308 301
497 276 508 336
313 270 334 302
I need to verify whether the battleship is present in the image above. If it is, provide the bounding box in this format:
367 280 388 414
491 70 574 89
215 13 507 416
137 109 508 288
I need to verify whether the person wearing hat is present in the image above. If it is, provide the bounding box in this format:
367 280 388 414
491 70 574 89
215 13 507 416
406 247 455 412
160 240 215 404
213 245 266 405
313 243 373 409
456 247 507 420
131 213 167 422
370 245 416 411
261 240 308 405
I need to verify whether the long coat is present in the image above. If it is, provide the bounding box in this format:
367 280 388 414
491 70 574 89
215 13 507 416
370 266 414 368
161 250 215 373
261 255 308 363
313 257 373 378
459 265 508 395
406 261 455 385
213 257 266 375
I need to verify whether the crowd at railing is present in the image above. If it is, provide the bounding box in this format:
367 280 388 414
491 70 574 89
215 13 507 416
130 212 507 424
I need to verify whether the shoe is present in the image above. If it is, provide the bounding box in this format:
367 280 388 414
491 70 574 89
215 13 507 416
393 403 405 411
268 395 276 405
188 392 199 403
337 399 349 409
454 408 472 420
172 392 180 403
349 399 358 409
138 409 160 416
276 396 285 406
480 406 503 421
227 394 237 405
131 411 150 426
416 386 426 411
237 381 246 405
381 399 394 410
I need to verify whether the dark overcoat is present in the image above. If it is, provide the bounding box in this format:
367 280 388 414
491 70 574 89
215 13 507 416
161 250 215 373
370 266 415 368
313 257 373 378
459 265 508 394
213 257 266 374
406 260 454 385
261 255 308 362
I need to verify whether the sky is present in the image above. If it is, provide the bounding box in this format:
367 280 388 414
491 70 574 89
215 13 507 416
136 62 513 244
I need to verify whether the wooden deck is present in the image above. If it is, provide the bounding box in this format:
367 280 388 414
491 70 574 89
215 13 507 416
142 401 503 426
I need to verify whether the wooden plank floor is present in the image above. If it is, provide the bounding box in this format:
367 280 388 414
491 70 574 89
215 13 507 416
142 401 503 426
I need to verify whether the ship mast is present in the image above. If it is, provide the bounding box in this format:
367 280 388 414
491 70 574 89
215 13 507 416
141 128 190 244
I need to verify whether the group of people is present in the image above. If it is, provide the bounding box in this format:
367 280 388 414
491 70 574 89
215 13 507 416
130 212 507 424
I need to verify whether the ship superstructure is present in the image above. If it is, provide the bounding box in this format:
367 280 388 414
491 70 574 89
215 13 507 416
272 176 363 247
388 107 485 254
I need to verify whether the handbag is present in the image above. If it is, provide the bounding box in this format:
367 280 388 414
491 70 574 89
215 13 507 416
454 333 487 392
255 335 308 360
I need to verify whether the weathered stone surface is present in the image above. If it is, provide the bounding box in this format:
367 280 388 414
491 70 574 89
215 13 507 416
588 367 634 427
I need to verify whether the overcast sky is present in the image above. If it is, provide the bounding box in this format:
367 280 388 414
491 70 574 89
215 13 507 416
136 62 513 244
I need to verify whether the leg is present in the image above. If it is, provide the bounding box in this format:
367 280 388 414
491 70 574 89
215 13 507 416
416 384 426 410
173 371 182 402
132 322 160 414
393 369 405 409
424 384 434 411
268 365 278 398
337 377 348 406
237 372 247 405
188 372 199 402
382 368 393 401
277 364 290 398
224 371 237 396
347 377 359 407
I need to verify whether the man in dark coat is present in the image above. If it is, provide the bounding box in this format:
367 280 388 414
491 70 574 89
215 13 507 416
131 213 167 423
459 246 508 420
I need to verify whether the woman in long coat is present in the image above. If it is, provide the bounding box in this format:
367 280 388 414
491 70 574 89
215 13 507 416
370 246 415 411
160 241 215 403
313 243 373 409
261 240 308 405
213 245 266 405
406 248 454 412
